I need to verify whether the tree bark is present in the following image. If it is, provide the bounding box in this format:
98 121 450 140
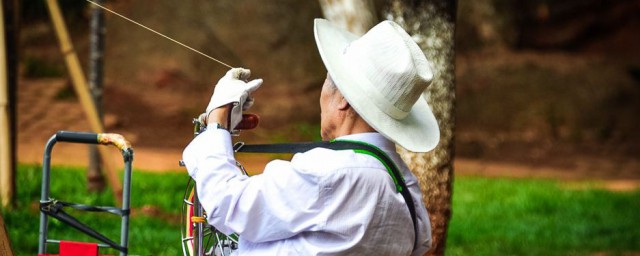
318 0 377 35
319 0 457 254
87 0 107 192
383 1 457 255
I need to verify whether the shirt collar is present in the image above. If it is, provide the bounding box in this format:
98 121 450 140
335 132 396 152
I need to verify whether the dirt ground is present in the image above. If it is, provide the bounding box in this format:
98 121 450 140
16 77 640 192
14 10 640 192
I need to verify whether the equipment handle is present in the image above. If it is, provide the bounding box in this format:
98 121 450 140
55 131 98 144
55 131 133 153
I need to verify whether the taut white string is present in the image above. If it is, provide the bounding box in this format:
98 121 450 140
86 0 233 69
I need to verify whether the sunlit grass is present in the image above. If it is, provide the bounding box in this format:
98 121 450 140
3 165 187 255
3 165 639 255
447 177 640 255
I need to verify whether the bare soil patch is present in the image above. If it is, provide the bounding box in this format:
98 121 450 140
16 74 640 192
15 14 640 192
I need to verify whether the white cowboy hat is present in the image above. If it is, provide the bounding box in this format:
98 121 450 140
314 18 440 152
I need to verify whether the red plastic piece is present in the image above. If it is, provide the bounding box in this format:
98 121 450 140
236 114 260 130
59 240 98 256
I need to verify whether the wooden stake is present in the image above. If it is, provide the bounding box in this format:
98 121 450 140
45 0 123 204
0 0 14 208
0 213 14 256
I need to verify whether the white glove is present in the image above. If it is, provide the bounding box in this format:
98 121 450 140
206 68 262 130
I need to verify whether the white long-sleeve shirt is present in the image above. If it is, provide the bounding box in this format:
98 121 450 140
182 129 432 255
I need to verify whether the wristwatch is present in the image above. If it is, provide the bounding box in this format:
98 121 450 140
207 122 228 131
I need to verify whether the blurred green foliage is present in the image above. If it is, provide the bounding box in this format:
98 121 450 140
21 0 88 23
53 83 76 101
23 57 64 78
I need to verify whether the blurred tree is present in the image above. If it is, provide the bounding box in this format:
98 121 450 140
318 0 377 35
319 0 457 255
455 0 518 51
515 0 640 49
20 0 86 23
87 0 106 192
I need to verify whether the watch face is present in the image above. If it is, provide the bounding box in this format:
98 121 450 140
213 123 227 130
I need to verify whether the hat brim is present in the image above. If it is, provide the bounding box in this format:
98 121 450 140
314 19 440 152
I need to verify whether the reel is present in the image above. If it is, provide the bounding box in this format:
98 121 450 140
180 114 256 256
180 178 240 256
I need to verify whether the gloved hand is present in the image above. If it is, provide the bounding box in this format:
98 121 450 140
206 68 262 130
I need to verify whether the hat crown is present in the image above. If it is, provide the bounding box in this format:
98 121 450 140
314 18 440 152
344 21 433 120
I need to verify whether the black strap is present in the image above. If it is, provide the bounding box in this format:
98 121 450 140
234 140 418 248
40 200 128 253
55 200 129 216
233 141 323 153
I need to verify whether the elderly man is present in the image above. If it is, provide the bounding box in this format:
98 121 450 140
182 19 439 255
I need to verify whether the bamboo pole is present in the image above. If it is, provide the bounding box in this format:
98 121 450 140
45 0 123 203
0 0 14 208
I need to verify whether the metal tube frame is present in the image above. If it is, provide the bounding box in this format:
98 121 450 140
193 192 204 256
192 118 205 256
38 132 133 255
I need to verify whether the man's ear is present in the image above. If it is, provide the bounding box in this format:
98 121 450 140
338 96 350 111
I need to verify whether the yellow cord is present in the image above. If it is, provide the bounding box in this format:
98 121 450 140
191 216 206 223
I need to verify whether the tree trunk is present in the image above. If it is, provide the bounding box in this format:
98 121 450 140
87 0 106 192
319 0 457 254
318 0 377 35
383 1 457 255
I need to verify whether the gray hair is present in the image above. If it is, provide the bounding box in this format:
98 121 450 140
326 75 340 95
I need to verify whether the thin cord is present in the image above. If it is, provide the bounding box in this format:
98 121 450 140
86 0 233 69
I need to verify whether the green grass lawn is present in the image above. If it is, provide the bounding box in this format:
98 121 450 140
2 165 639 255
447 177 640 255
3 165 188 255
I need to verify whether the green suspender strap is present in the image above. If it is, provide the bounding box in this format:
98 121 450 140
234 140 418 249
